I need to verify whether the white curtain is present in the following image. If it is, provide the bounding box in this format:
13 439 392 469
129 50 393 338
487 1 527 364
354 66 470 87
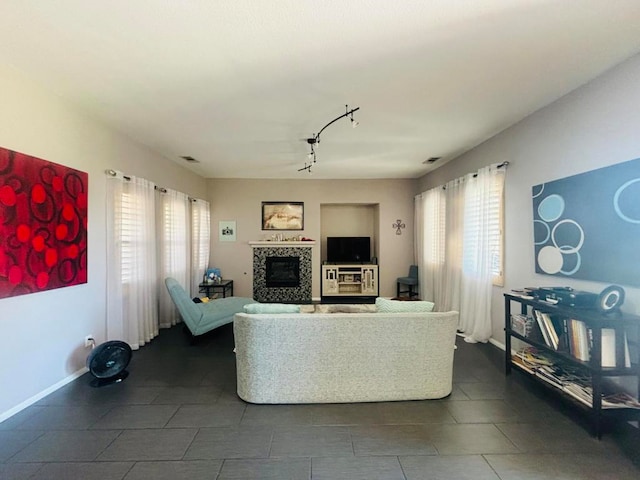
436 177 465 316
157 188 191 328
415 186 445 305
190 199 211 297
106 173 159 350
457 166 495 342
416 164 505 343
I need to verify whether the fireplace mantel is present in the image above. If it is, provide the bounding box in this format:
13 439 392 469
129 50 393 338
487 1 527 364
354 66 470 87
249 241 316 247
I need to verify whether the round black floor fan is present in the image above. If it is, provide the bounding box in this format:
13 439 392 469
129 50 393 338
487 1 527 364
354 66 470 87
87 340 132 388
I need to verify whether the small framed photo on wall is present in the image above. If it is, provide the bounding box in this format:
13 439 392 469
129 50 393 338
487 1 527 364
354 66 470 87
219 220 237 242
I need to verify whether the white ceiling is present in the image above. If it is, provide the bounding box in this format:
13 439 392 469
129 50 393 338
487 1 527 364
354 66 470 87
1 1 640 179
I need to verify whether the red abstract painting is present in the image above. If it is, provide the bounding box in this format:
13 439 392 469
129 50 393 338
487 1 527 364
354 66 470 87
0 147 88 299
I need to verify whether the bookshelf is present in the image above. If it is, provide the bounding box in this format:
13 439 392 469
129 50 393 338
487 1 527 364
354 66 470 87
504 293 640 438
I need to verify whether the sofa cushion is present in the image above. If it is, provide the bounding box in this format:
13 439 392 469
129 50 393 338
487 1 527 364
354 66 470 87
375 297 435 313
243 303 300 314
314 304 377 313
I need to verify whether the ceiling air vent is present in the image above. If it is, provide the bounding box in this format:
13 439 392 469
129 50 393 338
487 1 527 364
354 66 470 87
180 156 200 163
423 157 441 164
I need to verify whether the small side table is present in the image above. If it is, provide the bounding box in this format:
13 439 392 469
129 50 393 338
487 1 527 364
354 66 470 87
199 279 234 298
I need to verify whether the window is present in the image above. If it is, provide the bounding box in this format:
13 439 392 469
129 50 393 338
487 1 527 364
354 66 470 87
423 187 446 266
160 192 189 275
117 191 138 284
461 168 505 286
489 172 505 286
191 200 210 288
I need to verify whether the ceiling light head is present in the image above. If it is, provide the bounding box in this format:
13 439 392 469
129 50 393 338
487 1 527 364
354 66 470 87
349 108 359 128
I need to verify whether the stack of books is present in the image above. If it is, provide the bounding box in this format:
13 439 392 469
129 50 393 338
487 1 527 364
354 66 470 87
512 347 640 409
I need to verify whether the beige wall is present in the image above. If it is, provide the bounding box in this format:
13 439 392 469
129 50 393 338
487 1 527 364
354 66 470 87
206 178 415 299
0 64 206 420
320 204 378 262
416 53 640 344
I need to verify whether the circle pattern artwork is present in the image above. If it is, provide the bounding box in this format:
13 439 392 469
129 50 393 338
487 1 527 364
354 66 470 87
533 188 585 277
531 157 640 286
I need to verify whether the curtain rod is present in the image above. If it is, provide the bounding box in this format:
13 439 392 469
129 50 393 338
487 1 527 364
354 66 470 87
471 161 509 178
105 169 197 202
441 161 509 189
105 169 131 181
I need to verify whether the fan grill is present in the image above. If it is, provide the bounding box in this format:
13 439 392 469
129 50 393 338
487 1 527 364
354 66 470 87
86 340 132 387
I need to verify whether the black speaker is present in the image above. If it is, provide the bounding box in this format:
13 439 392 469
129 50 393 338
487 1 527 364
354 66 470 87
597 285 625 313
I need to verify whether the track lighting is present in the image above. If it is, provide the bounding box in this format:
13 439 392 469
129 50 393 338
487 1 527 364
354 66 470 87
298 104 360 173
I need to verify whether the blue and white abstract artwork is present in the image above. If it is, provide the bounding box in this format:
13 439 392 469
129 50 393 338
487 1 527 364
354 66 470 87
532 158 640 287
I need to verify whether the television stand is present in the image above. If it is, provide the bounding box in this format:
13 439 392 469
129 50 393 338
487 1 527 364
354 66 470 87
321 264 378 301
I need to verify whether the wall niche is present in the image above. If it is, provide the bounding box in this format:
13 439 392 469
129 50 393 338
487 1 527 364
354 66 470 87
320 203 379 263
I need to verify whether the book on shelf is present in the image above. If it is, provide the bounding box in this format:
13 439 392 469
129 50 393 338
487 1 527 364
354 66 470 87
541 312 559 349
570 319 590 361
599 328 631 368
533 310 554 348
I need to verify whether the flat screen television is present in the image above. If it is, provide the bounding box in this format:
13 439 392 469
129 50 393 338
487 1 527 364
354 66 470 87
326 237 371 263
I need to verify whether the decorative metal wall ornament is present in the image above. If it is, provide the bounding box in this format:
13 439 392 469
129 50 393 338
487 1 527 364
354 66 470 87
393 219 406 235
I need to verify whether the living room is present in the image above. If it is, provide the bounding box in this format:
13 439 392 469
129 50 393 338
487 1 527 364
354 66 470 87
1 3 640 476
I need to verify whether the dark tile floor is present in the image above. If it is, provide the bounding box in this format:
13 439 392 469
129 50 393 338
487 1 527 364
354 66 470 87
1 323 639 479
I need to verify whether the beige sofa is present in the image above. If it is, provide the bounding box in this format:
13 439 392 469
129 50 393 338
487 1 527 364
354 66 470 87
233 310 459 404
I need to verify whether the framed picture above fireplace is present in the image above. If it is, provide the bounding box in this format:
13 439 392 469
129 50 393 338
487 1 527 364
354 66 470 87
262 201 304 230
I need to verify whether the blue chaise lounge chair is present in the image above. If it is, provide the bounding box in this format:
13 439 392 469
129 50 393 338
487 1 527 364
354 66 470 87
165 277 254 337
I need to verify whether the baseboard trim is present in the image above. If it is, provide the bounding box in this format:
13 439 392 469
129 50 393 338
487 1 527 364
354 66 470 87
489 337 506 351
0 367 89 423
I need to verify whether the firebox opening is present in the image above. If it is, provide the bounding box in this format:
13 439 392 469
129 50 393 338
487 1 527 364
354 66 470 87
266 256 300 288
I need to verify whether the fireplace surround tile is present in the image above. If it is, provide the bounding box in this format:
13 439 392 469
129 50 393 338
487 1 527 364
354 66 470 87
252 246 312 303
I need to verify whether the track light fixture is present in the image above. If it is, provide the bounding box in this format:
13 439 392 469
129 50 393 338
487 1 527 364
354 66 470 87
298 104 360 173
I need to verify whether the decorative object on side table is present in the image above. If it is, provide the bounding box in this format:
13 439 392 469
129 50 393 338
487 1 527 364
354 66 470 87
204 268 222 284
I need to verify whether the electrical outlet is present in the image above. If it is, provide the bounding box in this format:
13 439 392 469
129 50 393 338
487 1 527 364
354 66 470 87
85 335 95 348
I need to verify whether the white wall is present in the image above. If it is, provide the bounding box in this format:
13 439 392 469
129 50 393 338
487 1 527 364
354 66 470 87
206 178 415 299
0 65 206 421
417 53 640 343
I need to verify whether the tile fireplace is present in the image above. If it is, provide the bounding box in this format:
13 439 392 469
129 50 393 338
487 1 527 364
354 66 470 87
250 241 315 303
